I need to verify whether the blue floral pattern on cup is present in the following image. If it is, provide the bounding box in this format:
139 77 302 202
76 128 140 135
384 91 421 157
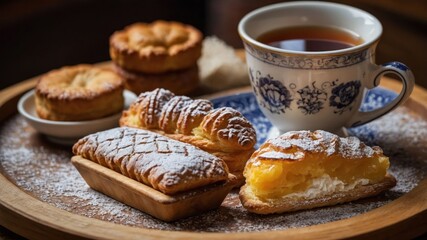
329 80 362 114
211 88 397 148
249 68 293 114
250 68 361 116
296 82 328 115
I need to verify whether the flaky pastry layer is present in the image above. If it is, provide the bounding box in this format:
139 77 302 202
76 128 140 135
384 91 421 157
240 130 396 214
119 88 257 175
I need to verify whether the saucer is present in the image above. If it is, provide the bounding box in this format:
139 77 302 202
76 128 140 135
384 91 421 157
211 87 397 148
18 89 137 145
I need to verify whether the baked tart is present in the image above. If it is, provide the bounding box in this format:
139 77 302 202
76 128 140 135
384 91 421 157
110 20 202 73
35 64 124 121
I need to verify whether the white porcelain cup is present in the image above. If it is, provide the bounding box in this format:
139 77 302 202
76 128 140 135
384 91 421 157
238 1 414 135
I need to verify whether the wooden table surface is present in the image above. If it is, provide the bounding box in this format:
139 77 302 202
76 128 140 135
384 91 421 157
1 69 427 239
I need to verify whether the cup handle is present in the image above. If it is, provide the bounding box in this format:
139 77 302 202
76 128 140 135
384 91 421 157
347 62 415 128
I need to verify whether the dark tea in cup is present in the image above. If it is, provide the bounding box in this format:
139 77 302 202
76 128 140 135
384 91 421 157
257 26 363 52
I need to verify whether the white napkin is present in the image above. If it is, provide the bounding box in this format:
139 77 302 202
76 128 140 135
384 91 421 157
198 36 249 91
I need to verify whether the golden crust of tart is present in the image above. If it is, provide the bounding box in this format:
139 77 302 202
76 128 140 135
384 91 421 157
110 21 202 73
35 64 124 121
113 63 199 95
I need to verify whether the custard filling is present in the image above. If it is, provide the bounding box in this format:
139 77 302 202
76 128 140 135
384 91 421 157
244 151 390 201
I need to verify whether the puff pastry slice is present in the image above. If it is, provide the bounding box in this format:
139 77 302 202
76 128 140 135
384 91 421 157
240 130 396 214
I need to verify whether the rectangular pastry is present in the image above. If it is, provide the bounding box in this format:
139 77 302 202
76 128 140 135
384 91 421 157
239 130 397 214
72 127 237 221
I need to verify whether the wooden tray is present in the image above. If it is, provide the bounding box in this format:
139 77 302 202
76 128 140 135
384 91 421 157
1 74 427 240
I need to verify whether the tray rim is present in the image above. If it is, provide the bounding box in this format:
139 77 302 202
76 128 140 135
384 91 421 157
1 74 427 240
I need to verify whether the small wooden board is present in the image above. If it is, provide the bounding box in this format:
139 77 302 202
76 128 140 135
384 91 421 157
71 156 236 222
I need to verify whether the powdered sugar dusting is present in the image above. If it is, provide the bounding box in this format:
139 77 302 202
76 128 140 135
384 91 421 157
125 89 256 149
1 106 426 232
138 88 175 128
73 127 228 193
211 107 257 148
267 130 377 160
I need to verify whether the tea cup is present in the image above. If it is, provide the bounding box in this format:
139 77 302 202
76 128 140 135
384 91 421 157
238 1 414 135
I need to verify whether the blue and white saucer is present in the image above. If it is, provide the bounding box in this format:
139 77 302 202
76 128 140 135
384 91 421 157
211 88 397 148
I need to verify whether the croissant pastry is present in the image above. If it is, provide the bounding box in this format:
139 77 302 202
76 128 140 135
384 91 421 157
119 88 257 179
72 127 230 195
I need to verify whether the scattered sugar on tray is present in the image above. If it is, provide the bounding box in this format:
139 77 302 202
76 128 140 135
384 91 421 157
1 106 427 233
349 107 427 194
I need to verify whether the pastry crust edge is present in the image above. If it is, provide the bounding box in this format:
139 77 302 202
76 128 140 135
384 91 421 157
239 174 397 214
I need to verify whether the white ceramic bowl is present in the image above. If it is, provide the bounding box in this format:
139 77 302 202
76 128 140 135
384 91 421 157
18 89 137 145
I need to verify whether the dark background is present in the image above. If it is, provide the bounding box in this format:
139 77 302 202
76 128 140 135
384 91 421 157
0 0 426 90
